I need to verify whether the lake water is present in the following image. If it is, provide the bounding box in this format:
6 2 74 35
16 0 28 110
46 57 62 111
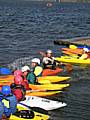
0 1 90 120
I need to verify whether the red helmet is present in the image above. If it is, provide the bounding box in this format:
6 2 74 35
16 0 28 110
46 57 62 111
14 70 22 77
14 76 23 85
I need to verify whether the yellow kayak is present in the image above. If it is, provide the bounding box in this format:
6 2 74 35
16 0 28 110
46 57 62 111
55 56 90 65
29 83 70 91
0 75 70 84
10 104 49 120
26 91 62 97
38 76 70 84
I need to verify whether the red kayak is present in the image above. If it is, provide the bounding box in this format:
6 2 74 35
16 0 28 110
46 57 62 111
42 68 63 76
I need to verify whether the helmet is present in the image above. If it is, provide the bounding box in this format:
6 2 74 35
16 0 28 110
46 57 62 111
46 50 52 54
1 85 11 95
31 58 40 65
21 66 30 72
83 48 89 52
14 76 23 85
14 70 22 77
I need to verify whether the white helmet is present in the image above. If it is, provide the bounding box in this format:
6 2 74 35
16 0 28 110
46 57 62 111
46 49 52 54
31 58 40 65
21 66 30 72
83 48 89 52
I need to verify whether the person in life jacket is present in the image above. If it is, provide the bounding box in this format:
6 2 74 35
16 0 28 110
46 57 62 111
79 48 89 60
31 58 43 77
14 70 29 90
42 50 57 69
0 85 17 119
21 65 37 84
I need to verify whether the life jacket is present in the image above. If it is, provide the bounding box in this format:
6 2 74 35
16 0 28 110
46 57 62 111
22 75 29 90
11 84 26 102
34 66 43 77
1 94 17 117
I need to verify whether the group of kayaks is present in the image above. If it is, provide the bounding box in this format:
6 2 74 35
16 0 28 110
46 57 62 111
0 66 71 120
1 43 88 120
55 45 90 65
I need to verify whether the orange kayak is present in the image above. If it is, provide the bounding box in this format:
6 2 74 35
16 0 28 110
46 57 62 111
42 68 63 76
62 51 77 56
62 48 83 55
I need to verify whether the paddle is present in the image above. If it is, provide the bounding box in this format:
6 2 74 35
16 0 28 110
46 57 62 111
38 51 73 73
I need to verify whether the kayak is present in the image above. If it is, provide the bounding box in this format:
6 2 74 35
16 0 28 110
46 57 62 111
78 45 90 50
29 84 70 91
20 96 67 110
0 82 69 91
42 68 63 76
38 76 70 84
62 48 83 55
55 56 90 65
0 75 14 81
0 75 70 84
62 51 79 57
26 91 62 97
10 104 49 120
0 67 12 75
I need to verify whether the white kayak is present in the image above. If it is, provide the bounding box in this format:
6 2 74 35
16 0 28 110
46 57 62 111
19 96 67 111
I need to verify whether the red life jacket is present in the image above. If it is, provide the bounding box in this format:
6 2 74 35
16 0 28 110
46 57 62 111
23 76 29 90
13 89 23 102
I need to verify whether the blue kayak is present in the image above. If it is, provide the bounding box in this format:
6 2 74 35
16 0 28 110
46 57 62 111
78 45 90 50
0 68 12 75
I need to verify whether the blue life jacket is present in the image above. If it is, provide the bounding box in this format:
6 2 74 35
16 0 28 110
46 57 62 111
2 94 17 117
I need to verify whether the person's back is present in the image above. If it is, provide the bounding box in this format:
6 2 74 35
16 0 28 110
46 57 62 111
2 94 17 117
0 86 17 119
27 72 36 84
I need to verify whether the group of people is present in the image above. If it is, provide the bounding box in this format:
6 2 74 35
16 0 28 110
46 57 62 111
1 47 89 119
0 49 58 119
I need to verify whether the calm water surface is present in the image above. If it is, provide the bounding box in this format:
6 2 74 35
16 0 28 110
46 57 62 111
0 1 90 120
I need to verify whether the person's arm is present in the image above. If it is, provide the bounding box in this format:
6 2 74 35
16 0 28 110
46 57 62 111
79 54 88 60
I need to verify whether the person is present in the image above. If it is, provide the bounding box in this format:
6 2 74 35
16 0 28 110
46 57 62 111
14 70 22 77
21 65 37 84
0 85 17 119
31 58 43 77
79 48 89 60
42 50 57 69
14 70 29 90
